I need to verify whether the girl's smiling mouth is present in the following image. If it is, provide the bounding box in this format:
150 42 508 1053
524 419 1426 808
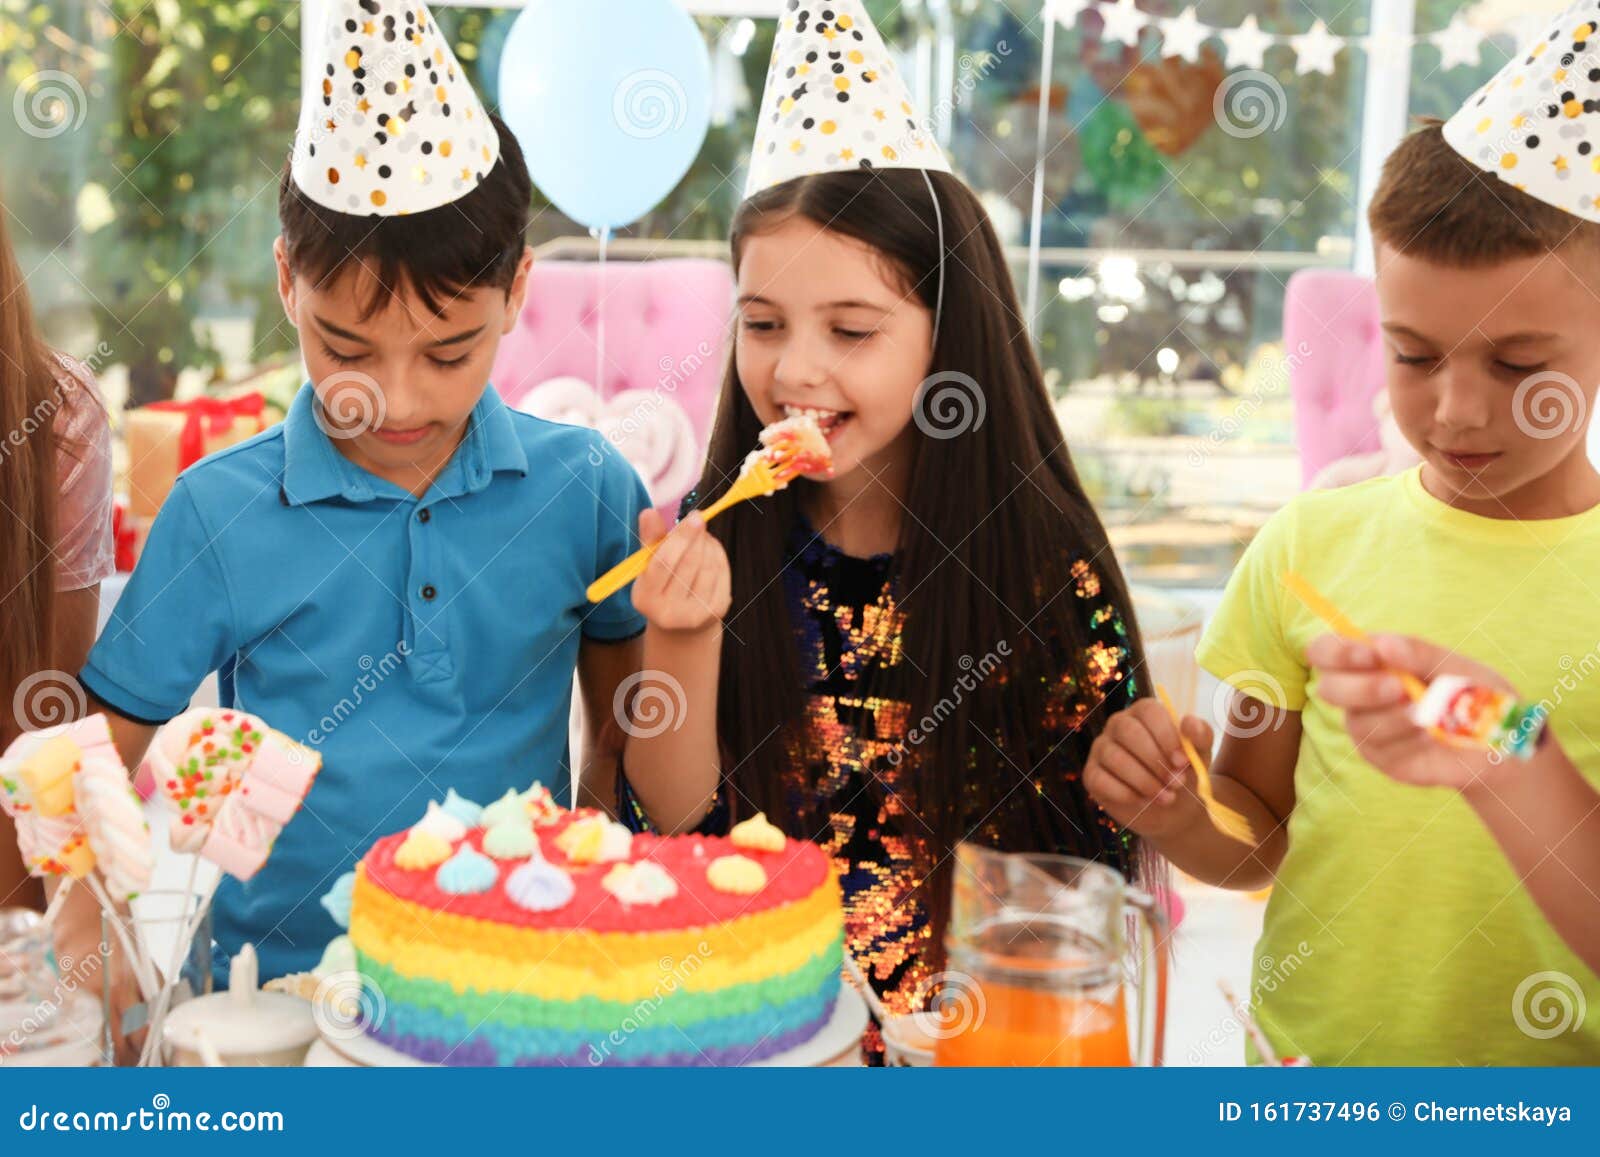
781 404 854 441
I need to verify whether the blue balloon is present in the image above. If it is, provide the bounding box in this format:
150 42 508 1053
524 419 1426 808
498 0 712 231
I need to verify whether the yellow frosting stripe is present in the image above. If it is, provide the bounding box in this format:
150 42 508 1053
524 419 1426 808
349 868 842 1003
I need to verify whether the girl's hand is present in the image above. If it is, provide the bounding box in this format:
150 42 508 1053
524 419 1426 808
1307 632 1525 795
630 509 731 636
1085 699 1214 840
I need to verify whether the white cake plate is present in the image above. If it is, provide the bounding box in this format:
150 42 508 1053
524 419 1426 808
318 981 868 1068
303 1038 359 1067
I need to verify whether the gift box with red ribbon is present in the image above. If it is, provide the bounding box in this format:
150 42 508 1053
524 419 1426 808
124 391 272 518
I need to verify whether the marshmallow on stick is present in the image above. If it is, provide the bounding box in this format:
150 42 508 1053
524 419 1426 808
0 714 119 818
75 758 154 902
145 709 267 852
198 732 321 881
0 717 117 879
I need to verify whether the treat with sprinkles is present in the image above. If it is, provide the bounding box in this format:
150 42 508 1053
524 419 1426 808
1410 677 1549 762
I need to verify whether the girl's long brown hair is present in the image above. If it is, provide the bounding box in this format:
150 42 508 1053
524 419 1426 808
696 168 1155 943
0 204 61 747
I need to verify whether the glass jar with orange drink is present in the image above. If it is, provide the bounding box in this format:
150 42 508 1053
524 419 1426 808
932 845 1169 1067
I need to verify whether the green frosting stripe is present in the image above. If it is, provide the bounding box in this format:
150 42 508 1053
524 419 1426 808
357 934 843 1032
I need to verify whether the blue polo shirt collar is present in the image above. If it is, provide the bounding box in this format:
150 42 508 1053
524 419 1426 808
280 382 528 506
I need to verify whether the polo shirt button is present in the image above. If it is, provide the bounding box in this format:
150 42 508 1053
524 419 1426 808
421 584 437 601
417 508 431 524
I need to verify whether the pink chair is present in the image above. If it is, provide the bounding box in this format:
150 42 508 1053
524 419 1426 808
1284 269 1388 488
491 258 734 515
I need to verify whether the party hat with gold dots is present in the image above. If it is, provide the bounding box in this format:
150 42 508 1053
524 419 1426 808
1443 2 1600 222
291 0 499 216
744 0 951 199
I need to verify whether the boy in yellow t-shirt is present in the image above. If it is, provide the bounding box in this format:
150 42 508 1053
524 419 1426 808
1084 76 1600 1065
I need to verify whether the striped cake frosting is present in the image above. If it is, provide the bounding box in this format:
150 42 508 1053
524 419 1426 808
347 806 843 1066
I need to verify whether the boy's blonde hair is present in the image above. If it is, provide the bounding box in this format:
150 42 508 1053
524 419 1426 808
1368 118 1600 265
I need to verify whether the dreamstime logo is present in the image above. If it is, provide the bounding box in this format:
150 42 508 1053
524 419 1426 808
612 670 688 739
1187 941 1314 1064
917 971 986 1040
1213 671 1287 740
305 643 412 749
1490 643 1600 766
298 45 408 153
913 371 986 440
12 670 88 732
1 341 117 468
2 941 107 1056
885 40 1011 158
1187 341 1311 468
1512 971 1588 1040
587 942 712 1064
886 642 1011 767
1466 50 1600 173
1512 371 1587 441
14 70 87 139
312 371 387 440
312 971 382 1041
613 69 687 140
1212 70 1288 140
585 341 718 469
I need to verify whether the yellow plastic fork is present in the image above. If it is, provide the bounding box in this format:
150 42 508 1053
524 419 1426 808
585 459 782 605
1280 570 1428 701
1155 684 1256 845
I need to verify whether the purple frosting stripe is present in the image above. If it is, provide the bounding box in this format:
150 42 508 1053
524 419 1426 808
367 1005 836 1068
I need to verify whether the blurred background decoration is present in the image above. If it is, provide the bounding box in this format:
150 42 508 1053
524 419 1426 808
0 0 1531 585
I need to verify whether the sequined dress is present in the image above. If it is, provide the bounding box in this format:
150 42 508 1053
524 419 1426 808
620 513 1139 1061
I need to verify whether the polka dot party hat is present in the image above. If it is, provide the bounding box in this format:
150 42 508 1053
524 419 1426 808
743 0 952 200
1443 2 1600 222
291 0 499 216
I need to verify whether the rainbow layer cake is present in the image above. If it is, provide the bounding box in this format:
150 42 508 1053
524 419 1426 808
344 790 843 1066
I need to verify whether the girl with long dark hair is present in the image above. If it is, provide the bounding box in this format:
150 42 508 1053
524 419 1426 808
620 165 1160 1059
0 196 115 907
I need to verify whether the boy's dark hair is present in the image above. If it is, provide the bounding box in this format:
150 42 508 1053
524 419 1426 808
278 113 532 317
1368 117 1600 265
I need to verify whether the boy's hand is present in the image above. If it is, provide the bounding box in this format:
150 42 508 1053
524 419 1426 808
631 510 730 636
1085 699 1216 839
1307 633 1525 794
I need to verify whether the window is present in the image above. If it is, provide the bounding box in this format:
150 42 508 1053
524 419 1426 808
0 1 1525 584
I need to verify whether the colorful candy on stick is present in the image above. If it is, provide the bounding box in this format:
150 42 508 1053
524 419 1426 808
1410 677 1547 761
74 758 153 901
585 413 836 604
140 716 322 1065
1281 570 1548 760
23 814 96 879
3 716 162 1012
229 732 321 826
0 717 123 878
198 735 321 882
0 715 119 818
8 737 79 816
145 709 267 852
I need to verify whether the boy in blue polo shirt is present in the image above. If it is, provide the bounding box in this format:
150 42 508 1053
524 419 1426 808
63 2 652 1013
